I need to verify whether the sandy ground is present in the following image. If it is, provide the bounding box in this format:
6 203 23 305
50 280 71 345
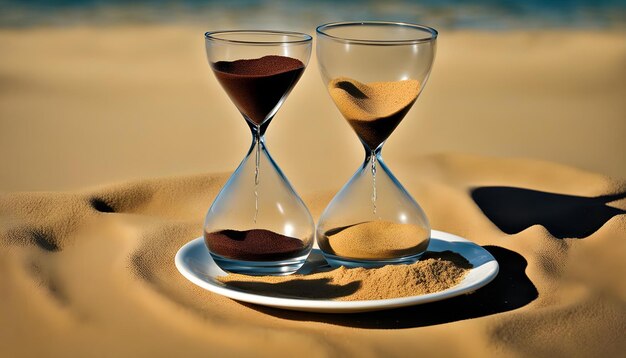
0 26 625 193
1 154 625 357
1 26 625 357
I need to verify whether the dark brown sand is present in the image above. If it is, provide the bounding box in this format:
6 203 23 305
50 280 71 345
212 55 305 125
204 229 306 261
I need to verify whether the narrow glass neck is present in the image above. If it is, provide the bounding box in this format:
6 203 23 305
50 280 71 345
247 124 266 153
251 125 264 140
364 145 383 163
247 116 271 139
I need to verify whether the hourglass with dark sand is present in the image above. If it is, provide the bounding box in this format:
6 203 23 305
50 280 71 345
316 22 437 267
203 31 314 275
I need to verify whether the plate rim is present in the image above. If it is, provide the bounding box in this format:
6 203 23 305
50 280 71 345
174 230 499 312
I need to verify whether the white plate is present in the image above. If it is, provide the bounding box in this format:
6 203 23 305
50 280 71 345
175 230 499 313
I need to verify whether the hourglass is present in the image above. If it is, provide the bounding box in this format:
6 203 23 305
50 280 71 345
316 21 437 268
203 30 314 275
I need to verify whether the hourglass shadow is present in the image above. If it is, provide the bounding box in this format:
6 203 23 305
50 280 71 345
240 246 537 329
222 278 361 300
471 187 626 239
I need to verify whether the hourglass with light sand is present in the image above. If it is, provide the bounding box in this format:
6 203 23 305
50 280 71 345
316 21 437 267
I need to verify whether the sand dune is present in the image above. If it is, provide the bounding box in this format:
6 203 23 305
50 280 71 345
1 153 625 357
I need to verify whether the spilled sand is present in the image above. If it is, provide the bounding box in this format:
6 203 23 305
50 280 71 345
218 250 471 301
1 153 625 357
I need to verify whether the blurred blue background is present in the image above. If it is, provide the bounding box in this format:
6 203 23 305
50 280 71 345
1 0 625 29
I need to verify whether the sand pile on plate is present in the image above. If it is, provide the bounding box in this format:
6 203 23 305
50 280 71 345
218 251 471 301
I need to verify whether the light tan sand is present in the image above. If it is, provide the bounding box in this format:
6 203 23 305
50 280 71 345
328 78 420 122
1 26 626 357
328 77 419 149
319 220 430 259
1 153 625 357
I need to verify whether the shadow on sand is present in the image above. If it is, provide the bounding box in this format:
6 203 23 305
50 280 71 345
223 278 362 300
471 187 626 239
